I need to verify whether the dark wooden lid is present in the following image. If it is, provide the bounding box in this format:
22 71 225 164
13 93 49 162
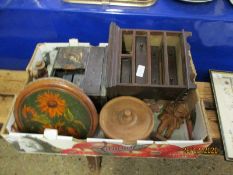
14 77 98 139
100 96 154 143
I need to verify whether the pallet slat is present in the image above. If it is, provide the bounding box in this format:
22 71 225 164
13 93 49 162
0 70 28 128
0 70 28 95
197 82 220 140
0 95 14 125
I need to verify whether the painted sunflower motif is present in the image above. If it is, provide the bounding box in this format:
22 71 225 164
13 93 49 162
37 92 66 118
22 105 37 118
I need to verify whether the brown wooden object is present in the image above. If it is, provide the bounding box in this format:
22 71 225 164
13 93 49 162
106 23 196 100
52 46 107 110
155 101 190 140
99 96 154 143
32 60 48 78
14 78 98 139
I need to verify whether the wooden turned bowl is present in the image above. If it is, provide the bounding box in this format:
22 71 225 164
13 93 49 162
99 96 154 143
14 78 98 139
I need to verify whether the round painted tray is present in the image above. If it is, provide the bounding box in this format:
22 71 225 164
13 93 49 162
14 78 98 139
99 96 154 143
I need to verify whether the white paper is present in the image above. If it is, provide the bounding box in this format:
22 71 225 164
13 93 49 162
136 65 145 78
44 129 58 140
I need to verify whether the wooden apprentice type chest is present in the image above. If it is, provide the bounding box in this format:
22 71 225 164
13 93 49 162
106 23 196 99
31 23 196 110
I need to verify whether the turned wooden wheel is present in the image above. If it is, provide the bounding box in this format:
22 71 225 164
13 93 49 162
14 77 98 139
100 96 154 143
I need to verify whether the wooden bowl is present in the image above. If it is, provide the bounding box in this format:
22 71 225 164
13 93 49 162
99 96 154 143
14 77 98 139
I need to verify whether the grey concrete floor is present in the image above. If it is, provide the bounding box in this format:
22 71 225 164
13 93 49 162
1 138 233 175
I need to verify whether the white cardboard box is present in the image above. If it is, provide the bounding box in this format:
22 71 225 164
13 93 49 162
1 40 212 158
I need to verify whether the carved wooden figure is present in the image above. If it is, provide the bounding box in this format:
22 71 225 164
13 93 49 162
155 101 190 140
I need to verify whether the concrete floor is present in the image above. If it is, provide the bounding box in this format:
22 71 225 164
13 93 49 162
1 139 233 175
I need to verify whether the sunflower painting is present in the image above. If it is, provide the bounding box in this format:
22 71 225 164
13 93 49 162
22 105 37 119
37 92 66 118
18 89 91 139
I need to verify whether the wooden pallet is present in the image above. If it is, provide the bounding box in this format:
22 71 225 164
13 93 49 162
197 82 220 140
0 70 28 129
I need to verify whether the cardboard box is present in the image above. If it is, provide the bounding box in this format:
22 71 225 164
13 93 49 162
1 40 212 158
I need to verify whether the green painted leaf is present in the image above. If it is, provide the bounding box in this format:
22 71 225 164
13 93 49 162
64 109 74 121
31 114 50 125
73 120 86 131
